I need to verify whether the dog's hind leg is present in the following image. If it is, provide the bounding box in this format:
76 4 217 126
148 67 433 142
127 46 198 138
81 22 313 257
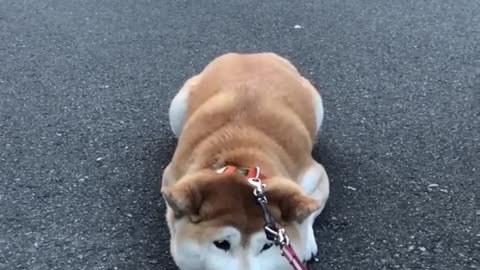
268 53 324 134
168 75 200 137
299 78 324 136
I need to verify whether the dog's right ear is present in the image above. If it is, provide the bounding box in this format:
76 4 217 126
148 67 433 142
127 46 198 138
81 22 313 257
161 180 203 220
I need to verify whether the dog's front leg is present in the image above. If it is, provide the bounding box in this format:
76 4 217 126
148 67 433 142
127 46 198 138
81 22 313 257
299 161 330 260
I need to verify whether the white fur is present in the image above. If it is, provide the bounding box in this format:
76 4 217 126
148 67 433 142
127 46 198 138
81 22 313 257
298 162 330 258
247 232 292 270
300 77 324 133
169 85 188 137
300 162 329 202
170 223 246 270
298 78 328 258
313 91 324 132
169 76 201 137
171 226 295 270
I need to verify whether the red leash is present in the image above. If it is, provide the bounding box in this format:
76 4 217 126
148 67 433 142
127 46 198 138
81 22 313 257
219 166 310 270
281 244 309 270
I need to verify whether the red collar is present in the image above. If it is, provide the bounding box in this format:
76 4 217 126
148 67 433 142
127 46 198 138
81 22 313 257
216 165 267 180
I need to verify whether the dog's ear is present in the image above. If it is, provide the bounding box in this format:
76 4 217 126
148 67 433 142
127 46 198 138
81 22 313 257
280 192 321 223
267 179 322 223
161 180 203 220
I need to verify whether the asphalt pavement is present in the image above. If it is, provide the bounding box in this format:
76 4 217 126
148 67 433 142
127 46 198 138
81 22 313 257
1 0 479 269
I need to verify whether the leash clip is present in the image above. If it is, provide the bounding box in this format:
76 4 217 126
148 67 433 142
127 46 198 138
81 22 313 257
246 166 309 270
247 167 267 202
265 225 290 246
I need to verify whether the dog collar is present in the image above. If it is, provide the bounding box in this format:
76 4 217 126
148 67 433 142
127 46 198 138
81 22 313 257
216 165 267 180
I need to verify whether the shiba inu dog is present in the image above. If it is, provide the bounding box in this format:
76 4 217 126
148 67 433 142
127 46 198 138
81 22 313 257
161 52 329 270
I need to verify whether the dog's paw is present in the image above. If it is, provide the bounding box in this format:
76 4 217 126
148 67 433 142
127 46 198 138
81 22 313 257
305 253 319 265
304 241 319 266
304 225 318 261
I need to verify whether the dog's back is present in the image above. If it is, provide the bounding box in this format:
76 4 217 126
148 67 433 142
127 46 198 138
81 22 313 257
171 53 322 179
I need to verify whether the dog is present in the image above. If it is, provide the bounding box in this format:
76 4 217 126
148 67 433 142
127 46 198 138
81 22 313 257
161 52 329 270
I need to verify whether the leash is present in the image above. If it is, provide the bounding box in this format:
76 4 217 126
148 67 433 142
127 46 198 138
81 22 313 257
247 167 309 270
220 166 309 270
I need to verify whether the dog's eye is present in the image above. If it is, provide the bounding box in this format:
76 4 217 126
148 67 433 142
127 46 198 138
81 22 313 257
213 240 231 251
260 243 273 252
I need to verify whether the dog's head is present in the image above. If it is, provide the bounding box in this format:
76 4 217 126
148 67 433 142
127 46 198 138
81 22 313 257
161 169 321 270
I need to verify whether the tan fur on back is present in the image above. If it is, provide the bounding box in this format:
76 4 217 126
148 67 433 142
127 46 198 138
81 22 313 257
168 53 319 182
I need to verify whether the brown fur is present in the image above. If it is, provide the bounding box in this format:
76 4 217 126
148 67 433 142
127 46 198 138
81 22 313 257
162 52 322 240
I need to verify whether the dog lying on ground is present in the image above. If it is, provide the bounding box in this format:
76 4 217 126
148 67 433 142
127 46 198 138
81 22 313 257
161 52 329 270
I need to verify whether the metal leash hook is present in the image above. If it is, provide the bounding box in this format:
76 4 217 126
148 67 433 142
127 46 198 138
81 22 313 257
247 166 266 199
247 167 309 270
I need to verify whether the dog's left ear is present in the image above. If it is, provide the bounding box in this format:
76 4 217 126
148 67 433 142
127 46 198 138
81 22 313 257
267 179 322 223
161 180 202 219
281 193 322 223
